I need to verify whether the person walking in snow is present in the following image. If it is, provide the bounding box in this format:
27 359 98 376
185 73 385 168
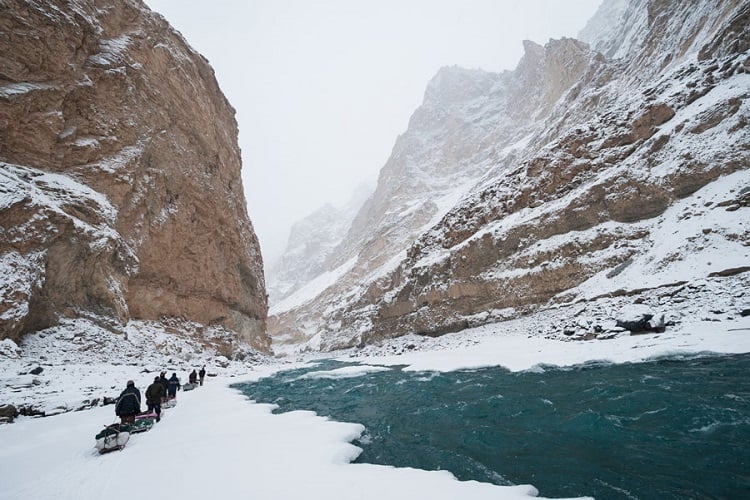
115 380 141 425
167 372 181 400
158 372 169 403
189 369 198 385
199 365 206 386
145 376 166 422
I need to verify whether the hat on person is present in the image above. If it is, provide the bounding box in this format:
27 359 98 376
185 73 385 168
127 380 135 387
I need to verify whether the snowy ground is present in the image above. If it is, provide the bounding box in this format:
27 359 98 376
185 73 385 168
349 314 750 373
0 317 273 417
1 367 577 500
1 281 749 499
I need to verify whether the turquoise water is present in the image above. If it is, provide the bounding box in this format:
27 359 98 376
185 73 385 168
234 354 750 499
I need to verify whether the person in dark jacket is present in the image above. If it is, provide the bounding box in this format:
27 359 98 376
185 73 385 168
145 376 166 422
167 372 181 400
115 380 141 425
189 369 197 385
199 366 206 386
158 372 169 403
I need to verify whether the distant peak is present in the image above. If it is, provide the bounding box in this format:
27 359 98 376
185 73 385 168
423 65 495 106
522 39 544 54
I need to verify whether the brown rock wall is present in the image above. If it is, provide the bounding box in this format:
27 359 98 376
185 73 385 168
0 1 269 351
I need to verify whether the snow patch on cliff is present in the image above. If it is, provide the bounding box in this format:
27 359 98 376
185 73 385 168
570 169 750 300
0 251 46 322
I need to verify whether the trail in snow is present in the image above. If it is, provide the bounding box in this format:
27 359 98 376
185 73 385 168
0 368 579 500
3 314 749 500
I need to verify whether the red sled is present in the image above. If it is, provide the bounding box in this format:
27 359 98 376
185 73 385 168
132 411 157 433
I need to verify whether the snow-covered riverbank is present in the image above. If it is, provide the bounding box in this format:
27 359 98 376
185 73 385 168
351 314 750 373
2 309 749 499
1 367 581 500
3 273 747 417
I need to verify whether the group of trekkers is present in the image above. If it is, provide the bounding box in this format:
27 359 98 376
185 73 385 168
188 367 205 385
114 366 206 425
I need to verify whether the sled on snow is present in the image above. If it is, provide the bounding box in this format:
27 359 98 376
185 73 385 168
95 423 131 453
163 398 177 409
183 382 197 392
131 411 157 433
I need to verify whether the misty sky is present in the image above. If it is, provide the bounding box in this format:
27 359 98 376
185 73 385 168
145 0 602 268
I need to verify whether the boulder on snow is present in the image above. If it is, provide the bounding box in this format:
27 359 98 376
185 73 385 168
75 398 101 411
616 314 652 333
0 339 21 358
29 366 44 375
0 404 18 423
615 305 666 334
17 405 44 417
213 356 230 368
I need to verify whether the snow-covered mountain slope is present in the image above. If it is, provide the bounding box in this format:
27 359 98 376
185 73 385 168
270 0 750 352
0 0 269 351
267 183 372 303
269 37 599 344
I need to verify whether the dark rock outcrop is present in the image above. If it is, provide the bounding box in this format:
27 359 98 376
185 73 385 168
0 404 18 423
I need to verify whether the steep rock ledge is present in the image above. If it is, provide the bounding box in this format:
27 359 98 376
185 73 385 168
0 0 269 351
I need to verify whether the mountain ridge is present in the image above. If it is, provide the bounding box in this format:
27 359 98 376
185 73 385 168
269 0 750 352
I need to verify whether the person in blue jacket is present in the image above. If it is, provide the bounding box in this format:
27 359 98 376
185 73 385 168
115 380 141 425
167 372 181 400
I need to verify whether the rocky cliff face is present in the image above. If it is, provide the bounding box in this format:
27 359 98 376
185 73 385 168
0 0 269 351
270 0 749 352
